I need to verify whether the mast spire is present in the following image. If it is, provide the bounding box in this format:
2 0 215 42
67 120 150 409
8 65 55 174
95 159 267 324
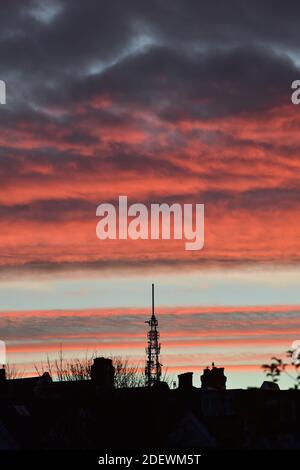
152 283 155 318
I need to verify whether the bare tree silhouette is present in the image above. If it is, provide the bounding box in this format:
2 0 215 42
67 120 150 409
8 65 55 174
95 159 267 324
262 347 300 389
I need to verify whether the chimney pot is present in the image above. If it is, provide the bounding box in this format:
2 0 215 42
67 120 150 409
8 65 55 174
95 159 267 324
91 357 115 388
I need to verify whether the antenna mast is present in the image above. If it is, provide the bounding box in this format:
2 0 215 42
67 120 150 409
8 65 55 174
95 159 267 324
145 284 162 387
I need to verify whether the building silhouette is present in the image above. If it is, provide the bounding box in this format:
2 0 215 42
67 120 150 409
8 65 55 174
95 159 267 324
0 358 299 450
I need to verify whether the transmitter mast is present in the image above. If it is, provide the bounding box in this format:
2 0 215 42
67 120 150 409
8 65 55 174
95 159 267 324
145 284 162 387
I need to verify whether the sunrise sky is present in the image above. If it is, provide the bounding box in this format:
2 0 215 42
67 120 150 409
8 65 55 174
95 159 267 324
1 0 300 388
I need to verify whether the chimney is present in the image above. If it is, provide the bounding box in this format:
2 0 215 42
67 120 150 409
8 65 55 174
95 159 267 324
0 365 6 383
201 364 227 390
91 357 115 388
260 381 280 391
178 372 193 390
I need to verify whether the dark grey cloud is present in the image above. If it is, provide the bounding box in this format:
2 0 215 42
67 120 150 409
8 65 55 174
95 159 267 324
78 44 296 120
1 0 300 117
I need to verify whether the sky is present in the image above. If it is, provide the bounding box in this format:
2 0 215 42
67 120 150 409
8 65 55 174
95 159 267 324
1 0 300 388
